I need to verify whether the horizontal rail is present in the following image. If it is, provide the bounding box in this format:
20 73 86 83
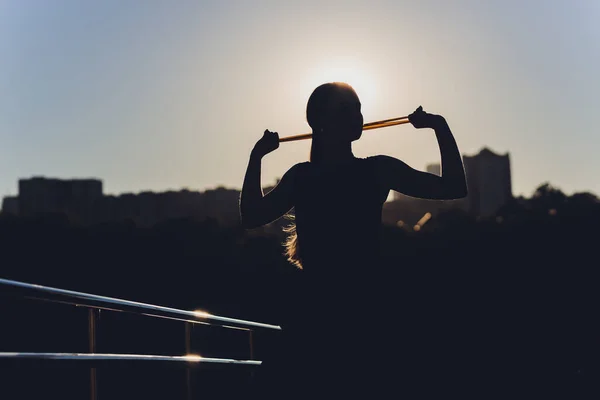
0 278 281 331
20 294 253 332
0 352 261 365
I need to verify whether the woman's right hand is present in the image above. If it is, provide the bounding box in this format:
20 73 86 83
252 129 280 158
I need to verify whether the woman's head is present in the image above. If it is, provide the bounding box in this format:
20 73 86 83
285 83 364 268
306 82 364 144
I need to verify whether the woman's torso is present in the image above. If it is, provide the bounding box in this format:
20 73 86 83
293 156 388 274
270 157 399 394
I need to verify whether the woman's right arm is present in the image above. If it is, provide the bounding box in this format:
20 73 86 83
374 107 468 200
240 130 299 229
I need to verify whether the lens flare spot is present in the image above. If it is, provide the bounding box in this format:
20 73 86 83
194 310 211 318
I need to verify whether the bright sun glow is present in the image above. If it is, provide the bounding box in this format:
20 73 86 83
303 61 378 118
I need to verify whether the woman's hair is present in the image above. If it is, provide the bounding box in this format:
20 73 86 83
284 82 355 268
306 82 355 163
283 214 301 268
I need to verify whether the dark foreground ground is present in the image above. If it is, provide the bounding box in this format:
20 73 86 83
1 193 599 398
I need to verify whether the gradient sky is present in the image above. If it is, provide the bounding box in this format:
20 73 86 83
1 0 599 199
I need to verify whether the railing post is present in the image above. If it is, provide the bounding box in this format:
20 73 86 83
249 330 254 360
249 330 255 380
185 322 192 400
88 308 98 400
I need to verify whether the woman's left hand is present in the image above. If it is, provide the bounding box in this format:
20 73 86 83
408 106 445 129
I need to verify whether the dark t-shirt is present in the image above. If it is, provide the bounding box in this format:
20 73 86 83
293 156 389 278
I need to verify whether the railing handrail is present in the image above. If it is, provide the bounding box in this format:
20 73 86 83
0 352 261 365
0 277 281 331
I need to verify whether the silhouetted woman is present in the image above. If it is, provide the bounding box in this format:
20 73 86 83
241 82 467 398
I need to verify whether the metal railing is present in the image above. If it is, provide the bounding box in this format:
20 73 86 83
0 277 281 399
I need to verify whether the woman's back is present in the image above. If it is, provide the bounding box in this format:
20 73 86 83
277 157 391 394
294 156 389 279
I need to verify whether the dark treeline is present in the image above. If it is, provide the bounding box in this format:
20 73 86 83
1 183 599 398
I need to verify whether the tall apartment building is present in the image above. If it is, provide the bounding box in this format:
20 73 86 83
462 148 512 217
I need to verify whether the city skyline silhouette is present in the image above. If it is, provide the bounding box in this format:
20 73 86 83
4 145 597 230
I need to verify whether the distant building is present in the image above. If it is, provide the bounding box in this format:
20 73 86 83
11 176 244 227
94 188 240 227
18 177 103 223
201 187 241 226
462 148 512 217
426 163 441 176
1 196 19 215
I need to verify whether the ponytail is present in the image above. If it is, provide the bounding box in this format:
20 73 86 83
283 214 302 269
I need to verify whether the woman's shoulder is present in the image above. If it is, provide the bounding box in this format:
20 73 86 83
363 155 384 163
282 161 310 175
289 161 311 175
358 155 385 171
289 158 380 178
361 155 398 172
282 162 312 184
